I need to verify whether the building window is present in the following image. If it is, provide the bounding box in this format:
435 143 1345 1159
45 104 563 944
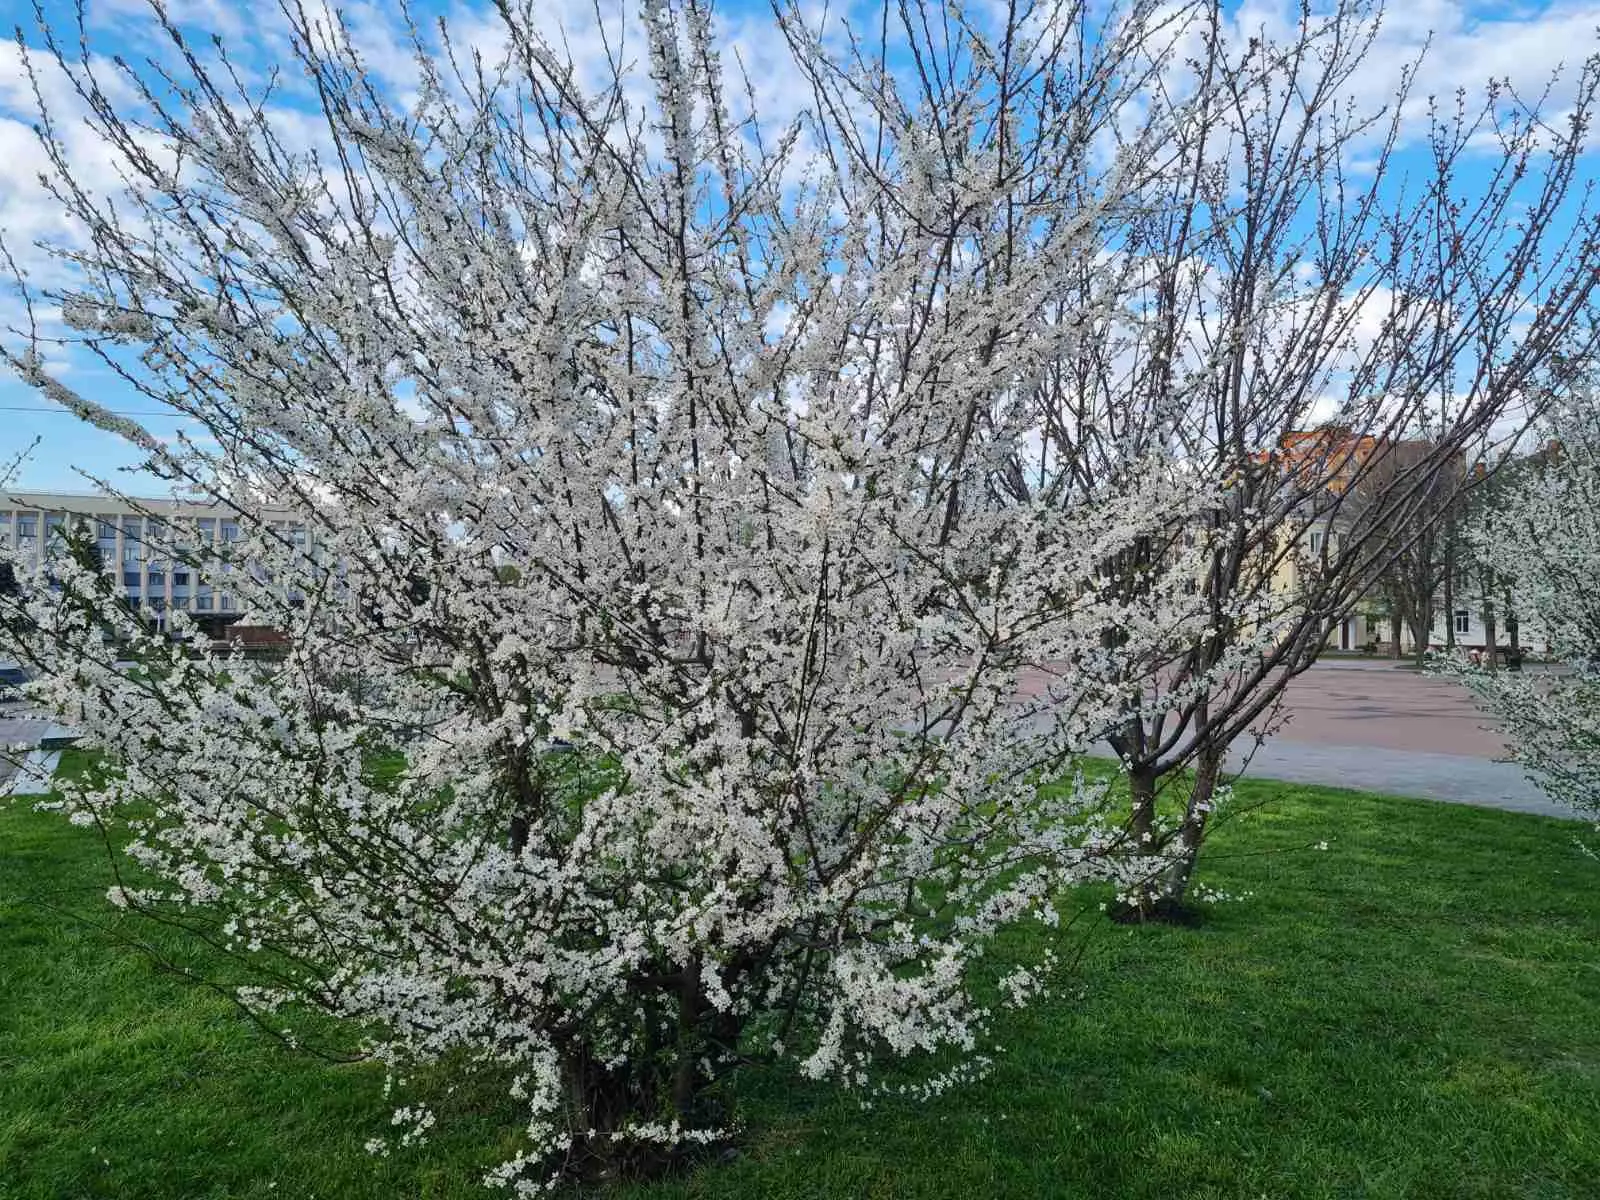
1309 531 1324 556
195 593 214 612
1454 610 1471 635
0 513 9 549
220 595 235 612
96 519 117 564
123 570 141 589
15 514 37 558
15 513 37 560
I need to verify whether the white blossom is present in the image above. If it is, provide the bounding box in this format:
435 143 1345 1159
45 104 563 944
1445 392 1600 825
1 0 1205 1186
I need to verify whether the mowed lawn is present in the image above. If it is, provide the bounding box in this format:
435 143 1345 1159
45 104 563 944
3 765 1599 1200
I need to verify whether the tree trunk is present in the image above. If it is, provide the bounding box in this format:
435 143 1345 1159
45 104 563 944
1480 568 1498 673
1158 746 1223 905
562 1047 653 1180
1126 762 1158 849
1113 747 1223 924
1389 612 1403 658
1443 525 1457 651
558 983 743 1183
1408 609 1431 667
1505 584 1522 670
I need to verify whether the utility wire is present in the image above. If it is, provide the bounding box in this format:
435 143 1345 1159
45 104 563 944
0 405 183 416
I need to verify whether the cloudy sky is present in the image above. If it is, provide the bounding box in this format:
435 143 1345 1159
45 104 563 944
1 0 1598 496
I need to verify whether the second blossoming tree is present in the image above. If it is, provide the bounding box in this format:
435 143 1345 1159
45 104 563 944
1451 393 1600 824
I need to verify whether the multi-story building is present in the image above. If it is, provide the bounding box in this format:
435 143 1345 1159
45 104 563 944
0 491 307 634
1265 509 1385 652
1259 429 1490 656
1261 435 1557 658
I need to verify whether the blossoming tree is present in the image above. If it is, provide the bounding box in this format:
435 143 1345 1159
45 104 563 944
1450 394 1600 823
0 0 1215 1185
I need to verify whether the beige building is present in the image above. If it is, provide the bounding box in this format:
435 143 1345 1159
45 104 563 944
0 491 305 631
1269 515 1382 652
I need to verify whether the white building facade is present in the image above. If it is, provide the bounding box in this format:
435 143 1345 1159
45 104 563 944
0 491 305 631
1424 588 1548 656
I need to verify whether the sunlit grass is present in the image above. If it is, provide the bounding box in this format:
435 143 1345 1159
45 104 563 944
3 757 1597 1199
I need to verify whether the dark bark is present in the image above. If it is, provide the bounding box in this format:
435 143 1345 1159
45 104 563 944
1408 608 1432 666
557 977 745 1182
1505 585 1522 669
1112 747 1225 923
1127 764 1158 849
1443 525 1457 650
1480 567 1499 672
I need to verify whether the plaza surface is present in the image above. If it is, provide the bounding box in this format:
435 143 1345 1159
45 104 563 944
1066 658 1567 818
1225 659 1575 815
0 710 71 798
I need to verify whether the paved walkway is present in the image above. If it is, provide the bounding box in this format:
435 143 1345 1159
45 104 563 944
2 747 61 797
1217 738 1567 817
1 709 74 798
1028 659 1576 819
1238 660 1573 817
1082 736 1569 819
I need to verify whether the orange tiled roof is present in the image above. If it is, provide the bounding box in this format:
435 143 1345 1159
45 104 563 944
1253 429 1387 494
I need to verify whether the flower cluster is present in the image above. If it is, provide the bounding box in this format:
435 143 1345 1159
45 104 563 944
1446 394 1600 825
0 1 1224 1186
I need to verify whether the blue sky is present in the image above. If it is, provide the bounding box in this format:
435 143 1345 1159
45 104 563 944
2 0 1598 494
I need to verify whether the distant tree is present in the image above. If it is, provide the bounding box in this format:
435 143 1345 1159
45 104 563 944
1451 450 1556 672
1349 440 1470 665
1448 397 1600 821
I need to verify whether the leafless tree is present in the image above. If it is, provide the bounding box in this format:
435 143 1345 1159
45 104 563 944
1350 439 1469 663
1011 0 1600 918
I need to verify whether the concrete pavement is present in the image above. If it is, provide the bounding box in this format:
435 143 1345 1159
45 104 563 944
1241 659 1574 817
1087 658 1576 819
1 708 74 797
1218 737 1569 817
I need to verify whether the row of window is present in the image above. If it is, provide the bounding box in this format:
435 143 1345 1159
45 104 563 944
131 594 237 613
1 511 303 561
2 510 313 618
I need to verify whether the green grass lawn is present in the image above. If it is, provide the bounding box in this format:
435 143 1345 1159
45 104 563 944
3 768 1599 1199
